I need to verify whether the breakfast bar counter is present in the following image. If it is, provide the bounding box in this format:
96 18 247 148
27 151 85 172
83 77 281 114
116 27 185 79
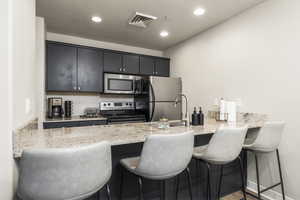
13 113 267 200
13 113 266 158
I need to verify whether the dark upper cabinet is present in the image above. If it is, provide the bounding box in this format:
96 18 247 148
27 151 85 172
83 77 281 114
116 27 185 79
155 58 170 77
77 48 103 92
103 51 123 73
140 56 155 76
46 43 77 92
123 54 139 74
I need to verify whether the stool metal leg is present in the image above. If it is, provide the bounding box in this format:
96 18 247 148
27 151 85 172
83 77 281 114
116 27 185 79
254 153 262 200
138 177 144 200
217 165 224 200
238 157 247 200
276 149 286 200
106 184 111 200
185 167 193 200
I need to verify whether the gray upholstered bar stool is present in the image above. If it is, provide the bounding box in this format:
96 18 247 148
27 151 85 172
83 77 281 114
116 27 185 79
243 121 285 200
119 131 194 200
192 126 248 200
17 142 112 200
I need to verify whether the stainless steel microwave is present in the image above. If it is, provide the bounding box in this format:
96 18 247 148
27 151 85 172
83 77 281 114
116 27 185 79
104 73 142 94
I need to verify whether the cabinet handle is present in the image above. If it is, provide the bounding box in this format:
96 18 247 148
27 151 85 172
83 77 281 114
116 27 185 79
123 68 126 72
78 86 81 90
73 86 77 90
120 68 122 71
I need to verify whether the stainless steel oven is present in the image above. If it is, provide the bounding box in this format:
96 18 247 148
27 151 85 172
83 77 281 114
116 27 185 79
104 73 142 94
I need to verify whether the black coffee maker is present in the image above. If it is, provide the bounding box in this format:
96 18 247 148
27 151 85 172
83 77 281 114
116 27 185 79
47 98 63 118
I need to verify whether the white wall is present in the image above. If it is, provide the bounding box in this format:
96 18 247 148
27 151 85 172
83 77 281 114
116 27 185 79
12 0 37 130
36 17 46 128
0 0 13 199
165 0 300 199
47 32 164 57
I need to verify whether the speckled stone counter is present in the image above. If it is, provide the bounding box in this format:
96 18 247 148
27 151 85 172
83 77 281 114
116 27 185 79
13 113 267 158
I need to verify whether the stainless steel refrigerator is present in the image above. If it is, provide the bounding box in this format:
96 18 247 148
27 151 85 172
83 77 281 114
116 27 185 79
149 76 182 121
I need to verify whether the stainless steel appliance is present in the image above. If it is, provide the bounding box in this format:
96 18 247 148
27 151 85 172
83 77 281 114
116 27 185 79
99 101 146 124
47 97 63 118
149 76 182 121
104 73 143 94
135 76 182 122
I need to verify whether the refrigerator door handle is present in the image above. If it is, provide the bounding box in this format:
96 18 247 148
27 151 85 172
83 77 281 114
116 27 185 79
149 82 155 121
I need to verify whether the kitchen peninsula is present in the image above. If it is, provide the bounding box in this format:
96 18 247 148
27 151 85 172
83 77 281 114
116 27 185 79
13 113 266 200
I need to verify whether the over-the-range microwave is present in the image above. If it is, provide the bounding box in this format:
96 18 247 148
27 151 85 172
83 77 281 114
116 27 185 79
104 73 146 94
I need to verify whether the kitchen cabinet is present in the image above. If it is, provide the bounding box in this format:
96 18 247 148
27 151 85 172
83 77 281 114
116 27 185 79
46 43 77 92
78 48 103 92
46 41 171 93
46 42 104 93
140 56 155 76
155 58 170 77
104 51 139 74
103 51 123 73
43 119 107 129
140 56 170 77
123 54 139 74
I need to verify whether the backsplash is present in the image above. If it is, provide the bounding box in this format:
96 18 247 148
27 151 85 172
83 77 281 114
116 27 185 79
46 93 133 116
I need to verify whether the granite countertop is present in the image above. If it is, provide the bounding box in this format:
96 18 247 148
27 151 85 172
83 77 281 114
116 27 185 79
44 116 107 123
13 113 267 158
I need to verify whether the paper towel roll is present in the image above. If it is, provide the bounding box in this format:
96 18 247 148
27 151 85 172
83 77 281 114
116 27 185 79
226 101 237 122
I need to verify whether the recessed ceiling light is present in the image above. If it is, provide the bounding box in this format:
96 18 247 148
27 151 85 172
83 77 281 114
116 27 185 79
160 31 169 37
193 8 206 16
91 16 102 23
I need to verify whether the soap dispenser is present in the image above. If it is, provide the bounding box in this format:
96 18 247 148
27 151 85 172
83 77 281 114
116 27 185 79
192 107 199 126
198 107 204 125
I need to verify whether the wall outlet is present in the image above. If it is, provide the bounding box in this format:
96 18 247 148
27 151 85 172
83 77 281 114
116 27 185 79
25 98 31 114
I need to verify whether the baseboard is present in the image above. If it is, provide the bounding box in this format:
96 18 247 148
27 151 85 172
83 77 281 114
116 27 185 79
247 180 294 200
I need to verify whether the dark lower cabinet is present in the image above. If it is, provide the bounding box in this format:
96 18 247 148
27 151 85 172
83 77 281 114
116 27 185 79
43 119 107 129
77 48 104 92
46 43 77 92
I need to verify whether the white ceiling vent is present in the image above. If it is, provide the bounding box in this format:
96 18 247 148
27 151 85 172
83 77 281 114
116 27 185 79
129 12 157 28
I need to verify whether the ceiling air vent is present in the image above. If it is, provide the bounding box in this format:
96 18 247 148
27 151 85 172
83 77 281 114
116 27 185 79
129 12 157 28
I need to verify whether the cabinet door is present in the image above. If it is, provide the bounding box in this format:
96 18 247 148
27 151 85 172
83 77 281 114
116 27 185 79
46 43 77 92
140 56 155 76
123 54 139 74
77 48 103 92
103 51 123 73
155 58 170 77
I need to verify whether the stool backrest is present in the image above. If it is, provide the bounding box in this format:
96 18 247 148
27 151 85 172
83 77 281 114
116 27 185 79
251 121 285 152
204 126 248 164
17 142 111 200
136 131 194 179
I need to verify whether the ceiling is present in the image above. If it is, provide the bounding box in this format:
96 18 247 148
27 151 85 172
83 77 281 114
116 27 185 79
36 0 265 50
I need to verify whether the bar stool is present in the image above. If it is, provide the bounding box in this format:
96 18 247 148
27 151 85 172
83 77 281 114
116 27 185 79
119 131 194 200
17 142 112 200
193 126 248 200
243 121 285 200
